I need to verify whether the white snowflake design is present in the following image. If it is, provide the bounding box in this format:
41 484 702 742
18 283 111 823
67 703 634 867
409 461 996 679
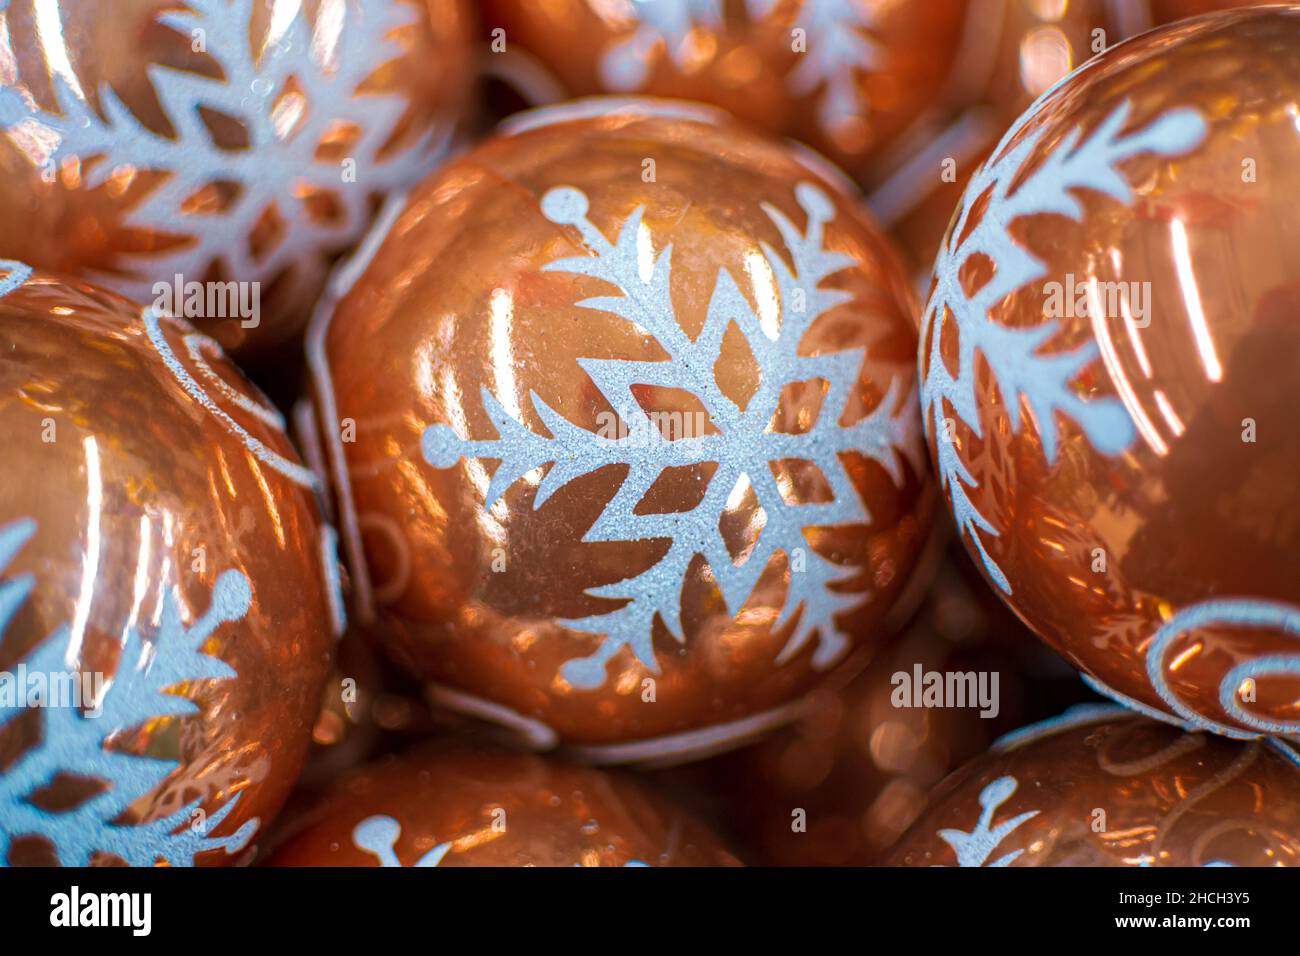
764 0 880 139
421 182 920 690
601 0 723 90
602 0 879 139
0 518 257 866
352 814 650 866
0 0 444 301
920 97 1207 593
352 815 451 867
937 775 1038 867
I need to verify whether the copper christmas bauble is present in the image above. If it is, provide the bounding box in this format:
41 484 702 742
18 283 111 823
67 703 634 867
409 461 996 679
920 8 1300 739
889 708 1300 867
266 745 740 866
481 0 967 180
0 261 338 865
309 97 932 761
0 0 474 357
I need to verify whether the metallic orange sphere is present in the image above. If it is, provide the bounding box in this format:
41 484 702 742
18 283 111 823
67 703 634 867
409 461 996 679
481 0 967 179
310 98 932 761
0 261 338 865
266 745 741 866
921 8 1300 739
0 0 475 357
889 708 1300 867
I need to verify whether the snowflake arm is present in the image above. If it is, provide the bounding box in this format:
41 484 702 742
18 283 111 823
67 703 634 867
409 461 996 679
937 775 1039 867
776 0 881 137
600 0 724 90
920 100 1207 592
353 815 451 867
0 520 256 867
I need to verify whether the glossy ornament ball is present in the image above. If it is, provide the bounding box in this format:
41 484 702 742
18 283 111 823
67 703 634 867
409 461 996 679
0 261 338 866
481 0 967 180
266 746 741 866
0 0 475 357
920 8 1300 738
889 708 1300 867
310 98 931 761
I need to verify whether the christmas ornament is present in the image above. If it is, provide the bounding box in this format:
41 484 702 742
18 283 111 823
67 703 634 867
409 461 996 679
889 707 1300 867
0 0 474 358
309 97 932 762
949 0 1134 122
481 0 966 179
266 745 741 866
0 261 339 866
920 8 1300 738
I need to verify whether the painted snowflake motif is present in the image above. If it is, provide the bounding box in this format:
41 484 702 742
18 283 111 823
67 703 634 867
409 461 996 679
766 0 880 139
422 182 920 690
920 98 1207 593
601 0 724 90
352 815 650 866
353 815 451 867
0 257 31 297
603 0 879 139
0 518 256 866
938 775 1038 867
0 0 441 299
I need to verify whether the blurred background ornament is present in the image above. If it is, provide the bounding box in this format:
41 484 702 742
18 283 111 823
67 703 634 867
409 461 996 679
480 0 967 180
0 0 475 359
308 97 933 764
919 7 1300 739
889 707 1300 867
265 744 741 866
0 261 337 865
870 0 1143 278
